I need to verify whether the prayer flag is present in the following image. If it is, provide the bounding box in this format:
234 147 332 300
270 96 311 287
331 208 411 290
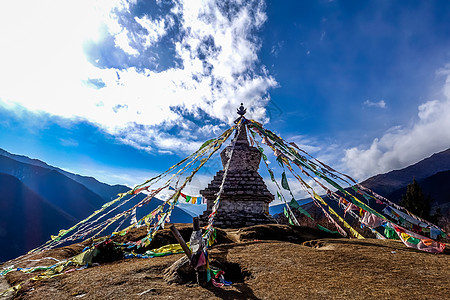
281 172 290 190
284 207 294 225
289 198 313 220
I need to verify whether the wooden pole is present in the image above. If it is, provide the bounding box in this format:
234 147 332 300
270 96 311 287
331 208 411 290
193 217 200 231
169 224 191 259
192 217 208 287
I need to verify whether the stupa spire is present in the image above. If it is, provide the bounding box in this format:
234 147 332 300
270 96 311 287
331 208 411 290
232 103 248 147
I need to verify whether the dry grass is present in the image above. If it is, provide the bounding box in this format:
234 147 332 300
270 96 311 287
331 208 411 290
2 224 449 300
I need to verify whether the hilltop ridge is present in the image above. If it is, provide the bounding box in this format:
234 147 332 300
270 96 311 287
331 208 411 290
1 224 449 300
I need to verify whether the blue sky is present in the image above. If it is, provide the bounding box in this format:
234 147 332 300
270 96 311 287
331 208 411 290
1 0 450 199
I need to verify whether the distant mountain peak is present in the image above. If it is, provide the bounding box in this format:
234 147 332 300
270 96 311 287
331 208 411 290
361 147 450 195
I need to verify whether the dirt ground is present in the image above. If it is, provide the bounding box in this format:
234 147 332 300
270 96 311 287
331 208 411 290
1 224 449 300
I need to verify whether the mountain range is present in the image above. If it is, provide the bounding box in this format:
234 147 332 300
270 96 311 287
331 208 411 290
361 148 450 215
0 148 192 263
270 148 450 218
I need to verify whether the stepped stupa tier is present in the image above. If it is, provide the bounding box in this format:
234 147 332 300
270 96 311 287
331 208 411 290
199 104 275 228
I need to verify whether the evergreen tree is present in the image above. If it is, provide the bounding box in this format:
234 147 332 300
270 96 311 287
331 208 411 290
399 178 431 221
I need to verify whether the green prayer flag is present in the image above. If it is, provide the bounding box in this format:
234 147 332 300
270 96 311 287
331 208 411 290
276 155 284 167
362 193 372 201
186 195 191 203
289 198 313 220
258 146 268 161
199 138 215 150
317 224 338 234
289 198 300 209
268 169 275 181
298 206 313 220
284 207 294 225
405 235 421 245
281 172 290 190
384 227 398 240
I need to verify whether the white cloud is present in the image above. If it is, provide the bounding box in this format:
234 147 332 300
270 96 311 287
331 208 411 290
270 41 284 57
0 0 276 154
74 165 159 188
134 16 168 49
363 99 386 108
343 68 450 181
105 1 170 56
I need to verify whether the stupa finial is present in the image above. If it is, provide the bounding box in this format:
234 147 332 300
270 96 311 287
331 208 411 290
237 103 246 116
